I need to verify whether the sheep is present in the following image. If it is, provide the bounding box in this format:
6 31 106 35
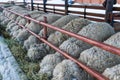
25 13 62 34
0 13 6 21
9 13 18 20
48 18 91 46
103 64 120 80
56 22 115 59
27 10 45 19
1 18 11 26
26 21 43 34
23 15 78 50
15 29 31 44
10 25 20 35
79 32 120 79
39 15 79 37
12 29 22 39
6 22 16 33
38 19 92 78
23 35 41 50
36 13 62 24
52 60 88 80
26 18 91 61
27 43 50 61
39 54 62 78
18 18 27 26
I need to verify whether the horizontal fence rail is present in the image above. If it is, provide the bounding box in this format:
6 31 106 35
5 8 120 56
2 7 120 80
27 3 120 23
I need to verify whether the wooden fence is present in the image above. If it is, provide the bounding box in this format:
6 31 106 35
26 2 120 25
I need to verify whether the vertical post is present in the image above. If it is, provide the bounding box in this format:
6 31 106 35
53 5 55 14
105 0 115 26
65 0 68 15
23 0 26 6
31 0 34 11
84 6 87 18
37 3 39 11
43 0 47 12
43 16 47 40
25 14 31 24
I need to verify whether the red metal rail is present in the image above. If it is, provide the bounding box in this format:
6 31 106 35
16 23 108 80
5 8 120 56
3 8 120 80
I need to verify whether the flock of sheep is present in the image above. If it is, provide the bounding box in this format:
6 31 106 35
0 5 120 80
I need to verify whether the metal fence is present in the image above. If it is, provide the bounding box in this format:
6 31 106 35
2 7 120 80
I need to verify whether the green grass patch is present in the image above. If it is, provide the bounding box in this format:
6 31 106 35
0 24 11 39
5 38 49 80
0 23 49 80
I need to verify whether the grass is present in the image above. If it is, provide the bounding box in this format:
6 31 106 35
0 25 49 80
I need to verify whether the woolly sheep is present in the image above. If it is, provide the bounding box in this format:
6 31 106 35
1 18 11 26
26 21 42 34
36 13 62 24
79 32 120 74
39 54 62 78
18 18 27 26
10 25 20 35
26 18 91 61
28 10 45 19
39 15 78 36
48 18 91 46
6 22 16 33
0 15 8 22
52 60 87 80
56 22 115 59
9 13 18 20
12 29 22 39
15 29 31 44
27 43 49 61
16 16 22 22
23 15 78 50
103 64 120 80
0 13 6 21
23 35 42 50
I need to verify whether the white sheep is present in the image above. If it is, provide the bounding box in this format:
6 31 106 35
79 32 120 74
103 64 120 80
27 43 49 61
52 60 88 80
39 54 62 78
56 22 115 59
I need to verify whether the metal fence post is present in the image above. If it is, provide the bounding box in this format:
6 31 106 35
43 16 47 40
84 5 87 18
105 0 116 26
31 0 34 11
43 0 47 12
23 0 26 6
65 0 68 15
